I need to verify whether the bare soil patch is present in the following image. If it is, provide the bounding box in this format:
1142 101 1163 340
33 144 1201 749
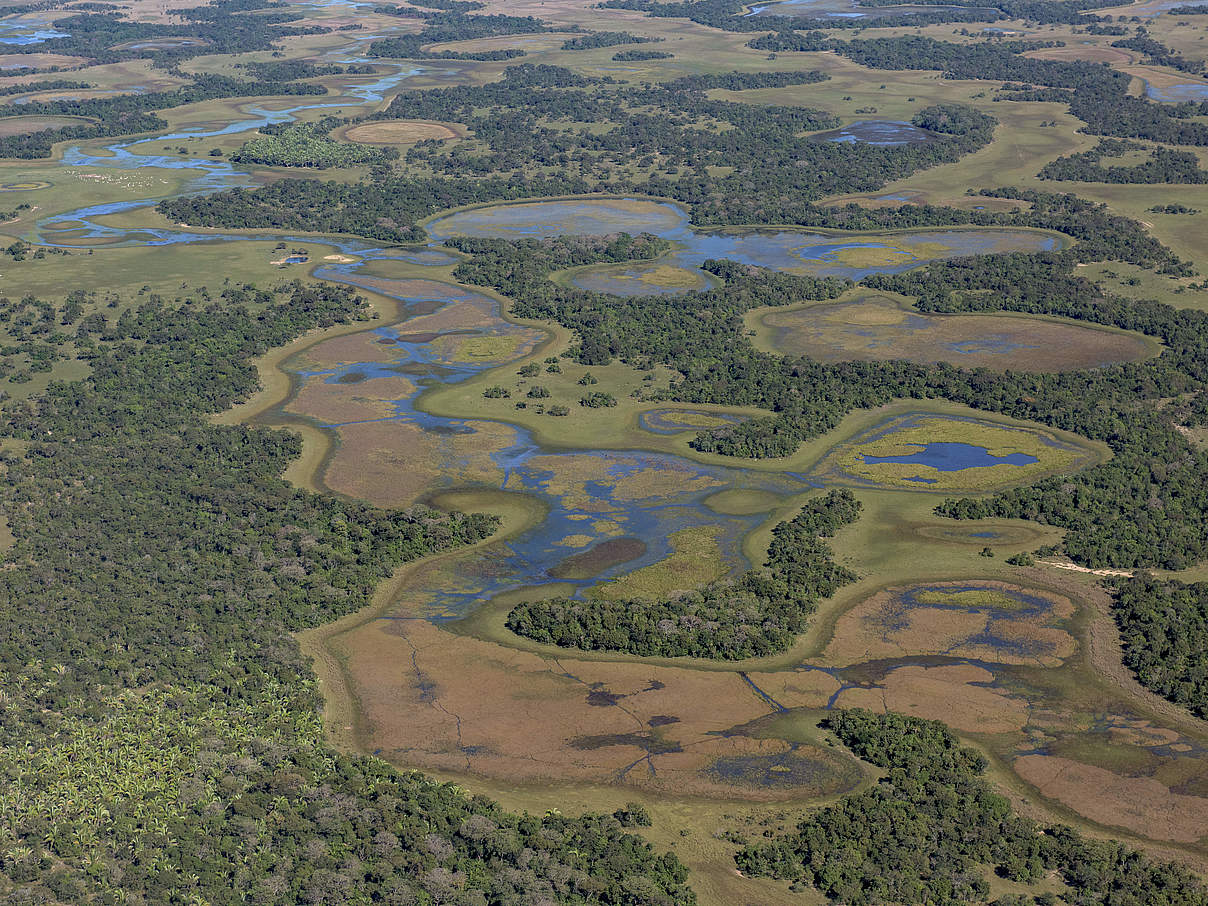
1024 45 1134 66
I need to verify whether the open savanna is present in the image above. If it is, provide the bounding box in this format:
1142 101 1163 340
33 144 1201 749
0 237 361 399
0 236 342 303
0 162 195 238
0 60 188 105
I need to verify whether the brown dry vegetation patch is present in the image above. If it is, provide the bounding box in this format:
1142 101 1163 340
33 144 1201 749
342 120 460 145
287 373 414 426
1016 754 1208 843
323 418 514 508
822 582 1076 668
400 297 503 333
742 669 843 710
1024 45 1134 65
0 53 87 70
293 329 405 371
759 297 1156 372
0 115 94 136
833 664 1030 735
335 614 861 799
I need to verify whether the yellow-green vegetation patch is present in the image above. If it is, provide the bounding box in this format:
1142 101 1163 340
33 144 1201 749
811 412 1095 492
557 533 595 548
703 488 783 515
434 333 521 362
912 588 1027 611
590 525 727 601
821 241 945 270
639 264 703 288
642 408 745 431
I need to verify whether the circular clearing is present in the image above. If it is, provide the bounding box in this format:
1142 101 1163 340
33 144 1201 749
342 121 459 146
0 180 50 191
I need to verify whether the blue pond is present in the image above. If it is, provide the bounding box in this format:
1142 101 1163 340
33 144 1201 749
860 442 1038 471
815 120 940 146
1144 79 1208 102
0 20 68 45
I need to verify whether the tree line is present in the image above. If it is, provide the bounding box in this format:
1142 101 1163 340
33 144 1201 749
1039 139 1208 184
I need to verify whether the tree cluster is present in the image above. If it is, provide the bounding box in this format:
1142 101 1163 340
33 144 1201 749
737 710 1208 906
506 490 860 658
1108 575 1208 717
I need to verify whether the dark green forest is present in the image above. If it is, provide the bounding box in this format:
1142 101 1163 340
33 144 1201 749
1039 140 1208 184
158 66 996 238
1109 575 1208 717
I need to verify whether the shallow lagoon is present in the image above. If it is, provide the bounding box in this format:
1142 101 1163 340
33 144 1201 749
1144 79 1208 102
811 119 941 146
860 441 1039 471
428 198 1064 289
810 411 1094 491
756 295 1158 371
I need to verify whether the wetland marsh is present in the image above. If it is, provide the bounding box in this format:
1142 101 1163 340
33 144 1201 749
6 5 1208 902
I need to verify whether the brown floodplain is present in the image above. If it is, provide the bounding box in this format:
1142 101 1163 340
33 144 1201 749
0 115 94 136
821 581 1077 668
755 295 1158 372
